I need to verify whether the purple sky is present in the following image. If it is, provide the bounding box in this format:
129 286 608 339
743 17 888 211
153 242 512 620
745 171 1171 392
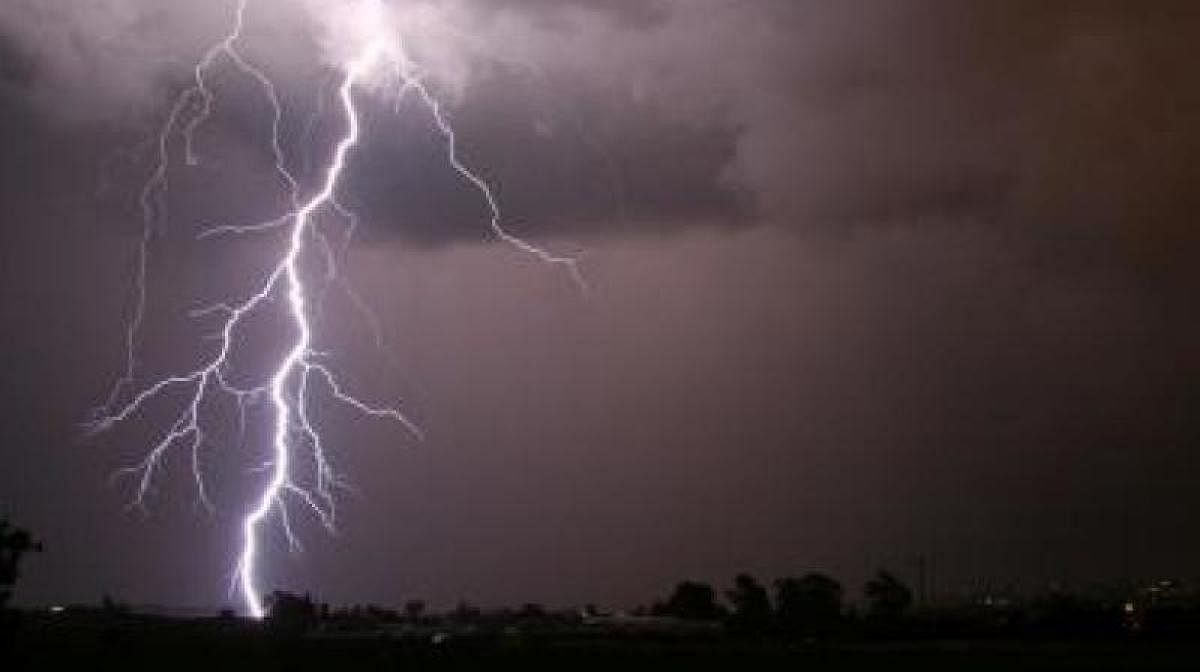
0 1 1198 610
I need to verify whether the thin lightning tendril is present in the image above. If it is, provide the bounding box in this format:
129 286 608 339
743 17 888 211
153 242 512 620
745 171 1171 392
91 0 583 619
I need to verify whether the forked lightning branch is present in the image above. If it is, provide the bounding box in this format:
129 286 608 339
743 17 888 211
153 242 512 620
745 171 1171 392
88 0 583 618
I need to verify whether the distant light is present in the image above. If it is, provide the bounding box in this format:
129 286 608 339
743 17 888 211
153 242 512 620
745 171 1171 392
49 605 65 613
1124 602 1135 614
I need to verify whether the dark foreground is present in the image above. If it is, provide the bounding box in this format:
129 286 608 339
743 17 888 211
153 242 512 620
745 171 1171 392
5 615 1200 671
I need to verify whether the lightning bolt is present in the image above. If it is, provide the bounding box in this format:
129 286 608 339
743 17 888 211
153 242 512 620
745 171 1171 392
91 0 583 619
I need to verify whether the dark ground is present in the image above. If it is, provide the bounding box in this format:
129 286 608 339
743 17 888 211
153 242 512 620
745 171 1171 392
5 614 1200 671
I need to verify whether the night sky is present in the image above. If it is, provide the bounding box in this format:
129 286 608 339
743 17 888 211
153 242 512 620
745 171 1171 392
1 0 1198 611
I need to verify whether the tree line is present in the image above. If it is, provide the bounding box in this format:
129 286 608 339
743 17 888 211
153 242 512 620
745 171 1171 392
651 570 911 637
8 518 1200 641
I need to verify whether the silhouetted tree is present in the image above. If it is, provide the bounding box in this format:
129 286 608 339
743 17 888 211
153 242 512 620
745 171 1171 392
100 594 130 616
662 581 723 620
776 572 844 636
726 573 771 634
451 601 482 624
865 570 913 622
0 520 41 610
404 599 425 622
267 591 317 635
518 603 548 621
365 604 399 622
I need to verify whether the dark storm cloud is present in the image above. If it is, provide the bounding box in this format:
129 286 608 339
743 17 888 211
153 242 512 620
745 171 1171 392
341 67 749 244
2 0 1197 257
